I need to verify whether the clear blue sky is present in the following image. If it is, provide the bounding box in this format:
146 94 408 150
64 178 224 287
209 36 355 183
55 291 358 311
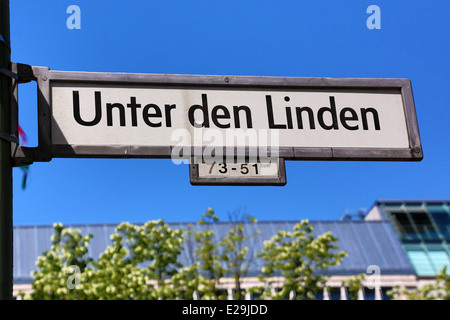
9 1 450 226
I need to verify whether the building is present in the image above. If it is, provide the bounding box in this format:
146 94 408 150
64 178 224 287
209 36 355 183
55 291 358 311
12 199 450 299
366 200 450 286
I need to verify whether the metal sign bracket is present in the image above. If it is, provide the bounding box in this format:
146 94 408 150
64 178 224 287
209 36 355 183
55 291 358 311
8 63 51 167
0 133 18 144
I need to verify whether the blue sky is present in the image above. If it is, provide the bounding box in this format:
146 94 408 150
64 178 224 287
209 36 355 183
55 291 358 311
9 1 450 226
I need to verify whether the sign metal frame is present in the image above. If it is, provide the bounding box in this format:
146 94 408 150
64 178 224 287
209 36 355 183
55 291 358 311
11 66 423 166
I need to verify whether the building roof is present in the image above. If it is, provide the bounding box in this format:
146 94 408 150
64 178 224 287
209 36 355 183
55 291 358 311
367 200 450 220
13 220 415 284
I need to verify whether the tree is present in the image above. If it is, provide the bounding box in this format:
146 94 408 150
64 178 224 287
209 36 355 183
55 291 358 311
84 231 150 300
388 266 450 300
220 214 260 300
20 220 185 300
114 220 185 299
170 263 202 300
189 208 262 300
20 215 350 301
170 221 203 300
19 223 93 300
256 220 347 300
341 274 365 300
193 208 226 299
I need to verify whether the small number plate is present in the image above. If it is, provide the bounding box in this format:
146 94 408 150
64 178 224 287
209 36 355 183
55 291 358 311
189 158 286 186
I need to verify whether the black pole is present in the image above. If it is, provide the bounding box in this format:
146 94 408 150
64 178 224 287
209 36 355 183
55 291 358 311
0 0 13 300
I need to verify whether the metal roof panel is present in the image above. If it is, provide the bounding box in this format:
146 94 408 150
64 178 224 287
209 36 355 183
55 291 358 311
13 220 415 283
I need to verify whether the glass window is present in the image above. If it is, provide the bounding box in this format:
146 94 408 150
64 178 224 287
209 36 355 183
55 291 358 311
363 287 392 300
314 291 324 300
410 212 439 240
381 287 392 300
403 203 424 209
363 287 376 300
391 212 418 239
428 251 450 274
329 287 341 300
407 251 435 276
432 212 450 239
251 292 262 300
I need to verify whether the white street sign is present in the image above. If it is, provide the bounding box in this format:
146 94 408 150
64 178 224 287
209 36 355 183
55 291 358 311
16 67 422 164
52 84 408 149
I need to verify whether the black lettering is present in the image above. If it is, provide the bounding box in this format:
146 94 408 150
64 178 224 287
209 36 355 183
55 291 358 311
164 104 176 127
188 94 209 128
361 108 381 130
295 106 315 129
318 96 339 130
233 105 253 128
218 163 227 174
212 105 231 128
143 104 162 127
340 107 359 130
127 97 141 127
286 107 293 129
285 95 293 129
266 95 286 129
106 103 126 126
73 91 102 126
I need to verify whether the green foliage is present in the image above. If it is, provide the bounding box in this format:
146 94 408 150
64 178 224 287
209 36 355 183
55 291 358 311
220 215 260 300
198 207 219 224
170 263 202 300
84 231 150 300
191 208 226 300
116 220 184 286
19 223 93 300
341 274 365 300
256 219 348 300
20 212 351 300
20 220 184 300
388 266 450 300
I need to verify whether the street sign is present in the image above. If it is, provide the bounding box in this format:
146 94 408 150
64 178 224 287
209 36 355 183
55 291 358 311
11 66 423 166
190 158 286 186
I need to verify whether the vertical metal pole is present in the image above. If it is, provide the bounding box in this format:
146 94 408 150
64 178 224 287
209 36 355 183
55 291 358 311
0 0 12 300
